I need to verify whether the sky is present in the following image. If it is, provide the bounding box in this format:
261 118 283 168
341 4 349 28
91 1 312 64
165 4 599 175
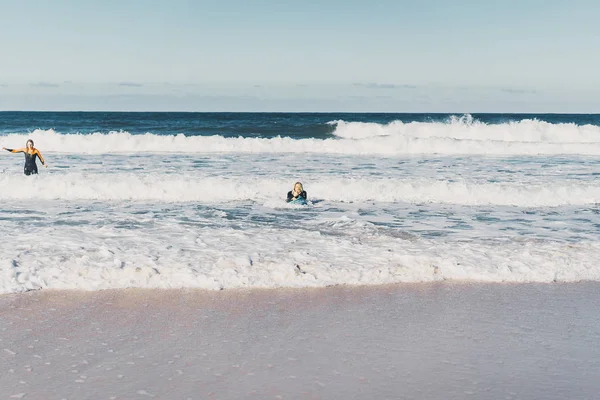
1 0 599 112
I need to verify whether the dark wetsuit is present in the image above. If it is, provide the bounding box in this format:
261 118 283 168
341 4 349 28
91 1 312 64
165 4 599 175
5 148 44 175
24 152 40 175
287 190 307 202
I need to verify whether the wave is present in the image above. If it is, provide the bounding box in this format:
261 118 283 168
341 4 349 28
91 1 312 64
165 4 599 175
1 119 600 155
1 225 599 294
330 115 600 142
0 174 598 206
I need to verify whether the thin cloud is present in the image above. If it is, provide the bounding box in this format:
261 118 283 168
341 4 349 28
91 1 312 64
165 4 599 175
118 82 144 87
343 95 368 101
353 83 417 90
30 82 60 88
501 88 538 95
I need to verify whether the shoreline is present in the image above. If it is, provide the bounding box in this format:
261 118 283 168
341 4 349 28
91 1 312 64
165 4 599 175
1 278 598 297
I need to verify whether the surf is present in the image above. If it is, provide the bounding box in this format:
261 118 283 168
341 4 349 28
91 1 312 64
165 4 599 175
3 115 600 155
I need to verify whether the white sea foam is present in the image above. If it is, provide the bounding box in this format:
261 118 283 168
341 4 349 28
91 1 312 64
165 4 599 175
1 120 600 155
1 219 599 294
0 174 598 206
331 115 600 143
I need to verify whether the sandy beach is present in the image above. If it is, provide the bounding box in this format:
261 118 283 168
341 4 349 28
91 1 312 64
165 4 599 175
2 283 599 400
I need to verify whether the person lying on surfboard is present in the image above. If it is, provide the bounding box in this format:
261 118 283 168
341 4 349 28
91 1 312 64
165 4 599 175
287 182 307 202
3 139 47 175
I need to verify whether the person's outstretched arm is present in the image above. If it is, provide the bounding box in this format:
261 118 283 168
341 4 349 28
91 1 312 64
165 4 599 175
3 147 25 153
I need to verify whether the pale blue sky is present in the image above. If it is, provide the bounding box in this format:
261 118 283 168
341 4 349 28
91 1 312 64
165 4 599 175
1 0 599 111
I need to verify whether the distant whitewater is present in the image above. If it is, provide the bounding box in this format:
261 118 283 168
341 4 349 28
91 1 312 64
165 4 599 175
4 115 600 155
0 112 599 293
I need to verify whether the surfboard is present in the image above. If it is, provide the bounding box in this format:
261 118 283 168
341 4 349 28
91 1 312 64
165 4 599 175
289 197 308 205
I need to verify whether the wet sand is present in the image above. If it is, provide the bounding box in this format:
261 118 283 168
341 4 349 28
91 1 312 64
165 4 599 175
1 282 600 400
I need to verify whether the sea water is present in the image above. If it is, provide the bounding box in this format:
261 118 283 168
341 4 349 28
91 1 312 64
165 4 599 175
0 112 598 293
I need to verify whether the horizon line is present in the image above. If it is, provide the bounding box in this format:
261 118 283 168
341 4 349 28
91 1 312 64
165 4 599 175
1 110 600 115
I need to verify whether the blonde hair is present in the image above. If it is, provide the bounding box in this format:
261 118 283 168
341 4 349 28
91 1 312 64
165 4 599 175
294 182 303 191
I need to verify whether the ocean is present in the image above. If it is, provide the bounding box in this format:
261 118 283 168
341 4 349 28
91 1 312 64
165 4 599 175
0 112 599 293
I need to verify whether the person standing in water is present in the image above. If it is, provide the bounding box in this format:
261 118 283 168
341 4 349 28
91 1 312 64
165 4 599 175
3 139 47 175
287 182 307 202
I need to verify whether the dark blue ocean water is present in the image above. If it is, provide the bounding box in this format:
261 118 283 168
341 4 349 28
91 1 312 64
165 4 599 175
2 112 600 138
